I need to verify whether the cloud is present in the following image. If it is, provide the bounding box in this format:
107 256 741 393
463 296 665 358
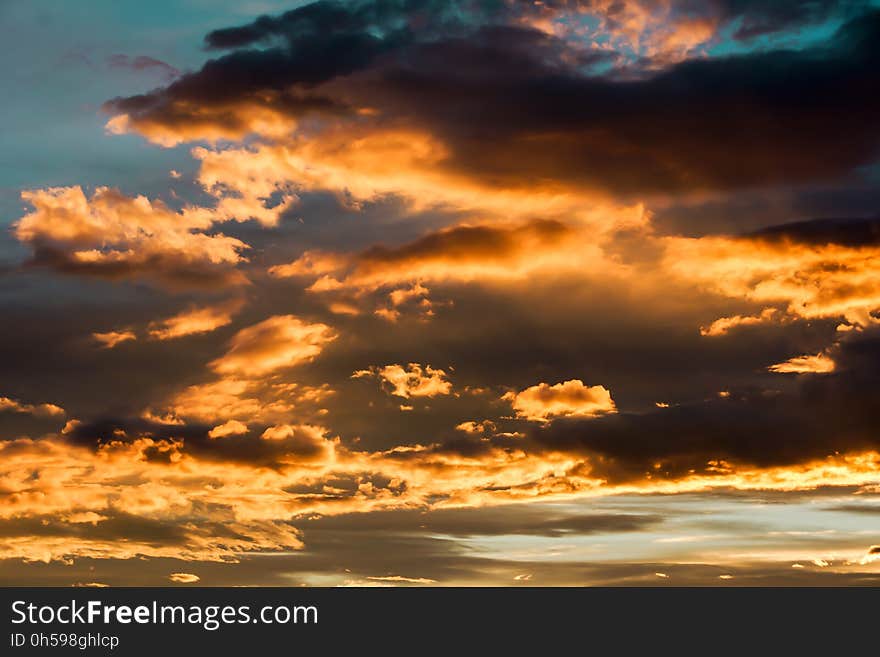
365 575 436 584
750 215 880 247
0 438 305 562
259 424 336 463
187 134 638 232
1 425 878 565
208 419 249 439
532 330 880 478
504 380 617 423
92 330 136 349
7 0 880 584
269 215 639 316
162 379 332 424
73 582 109 588
103 4 880 196
700 308 780 337
4 331 880 564
768 353 836 374
210 315 336 376
148 299 244 341
15 186 250 288
353 363 452 399
455 420 496 435
665 228 880 328
274 219 579 286
0 396 65 418
517 0 859 63
168 572 200 583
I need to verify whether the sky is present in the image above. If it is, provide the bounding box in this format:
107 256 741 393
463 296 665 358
1 0 880 586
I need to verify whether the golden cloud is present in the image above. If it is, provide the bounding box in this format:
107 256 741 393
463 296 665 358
269 215 640 318
148 299 244 341
0 396 65 418
208 419 249 439
105 101 299 149
259 424 337 464
768 353 836 374
456 420 497 435
503 380 617 422
665 236 880 328
191 134 648 230
15 186 251 286
92 330 137 349
0 438 305 562
353 363 452 399
2 434 879 563
700 308 780 337
162 379 332 424
210 315 336 376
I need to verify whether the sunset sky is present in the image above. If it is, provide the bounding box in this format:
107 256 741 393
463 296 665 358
2 0 880 586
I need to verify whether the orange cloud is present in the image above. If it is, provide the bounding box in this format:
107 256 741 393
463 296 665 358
665 236 880 328
353 363 452 398
700 308 780 336
148 299 244 340
259 424 337 464
516 0 718 67
166 378 277 423
106 100 299 148
208 419 249 439
0 438 306 562
503 380 616 422
191 134 647 228
0 396 65 418
269 216 639 318
163 379 332 424
768 353 836 374
15 186 250 286
2 431 880 564
456 420 497 435
210 315 336 376
156 317 337 430
92 330 137 349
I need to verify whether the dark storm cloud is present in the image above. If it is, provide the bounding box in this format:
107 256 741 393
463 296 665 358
207 0 872 52
63 416 211 447
104 50 347 139
202 0 484 50
651 184 880 238
0 513 190 544
530 328 880 481
62 416 329 467
22 243 249 290
104 0 475 130
105 2 880 195
749 215 880 247
376 13 880 195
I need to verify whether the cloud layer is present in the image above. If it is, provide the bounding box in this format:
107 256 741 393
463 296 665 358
3 0 880 585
